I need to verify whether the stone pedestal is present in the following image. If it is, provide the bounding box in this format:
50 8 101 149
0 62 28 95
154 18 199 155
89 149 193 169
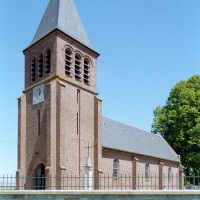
84 158 93 190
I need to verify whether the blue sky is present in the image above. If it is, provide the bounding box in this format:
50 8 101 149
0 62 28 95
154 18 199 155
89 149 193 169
0 0 200 175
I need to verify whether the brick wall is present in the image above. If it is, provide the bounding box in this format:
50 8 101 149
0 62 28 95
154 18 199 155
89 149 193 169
18 30 100 189
101 148 181 189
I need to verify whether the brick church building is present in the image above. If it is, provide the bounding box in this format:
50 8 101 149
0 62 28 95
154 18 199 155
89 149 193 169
17 0 183 190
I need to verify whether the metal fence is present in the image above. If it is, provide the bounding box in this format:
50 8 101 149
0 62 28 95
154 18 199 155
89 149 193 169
0 174 198 190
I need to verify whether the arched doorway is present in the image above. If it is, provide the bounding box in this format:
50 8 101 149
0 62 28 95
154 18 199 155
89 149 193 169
34 164 45 190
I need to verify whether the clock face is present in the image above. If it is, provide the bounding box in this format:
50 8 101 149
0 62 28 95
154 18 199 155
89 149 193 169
33 84 44 105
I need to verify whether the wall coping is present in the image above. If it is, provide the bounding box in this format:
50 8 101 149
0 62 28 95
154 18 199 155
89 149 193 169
0 190 200 196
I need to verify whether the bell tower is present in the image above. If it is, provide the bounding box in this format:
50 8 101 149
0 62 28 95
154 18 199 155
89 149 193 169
17 0 102 189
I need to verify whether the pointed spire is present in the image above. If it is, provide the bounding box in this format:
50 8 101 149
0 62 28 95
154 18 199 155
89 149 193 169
31 0 92 49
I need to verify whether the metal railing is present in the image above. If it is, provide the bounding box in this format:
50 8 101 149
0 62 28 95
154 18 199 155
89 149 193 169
0 174 198 190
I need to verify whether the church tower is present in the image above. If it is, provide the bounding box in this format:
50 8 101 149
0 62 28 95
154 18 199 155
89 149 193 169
17 0 102 189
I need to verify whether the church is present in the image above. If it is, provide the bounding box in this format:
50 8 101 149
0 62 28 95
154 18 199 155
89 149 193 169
17 0 183 190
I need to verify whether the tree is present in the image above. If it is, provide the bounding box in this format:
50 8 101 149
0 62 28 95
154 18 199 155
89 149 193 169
152 75 200 175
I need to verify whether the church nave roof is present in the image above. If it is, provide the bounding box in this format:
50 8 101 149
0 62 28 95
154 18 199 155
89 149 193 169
102 117 180 162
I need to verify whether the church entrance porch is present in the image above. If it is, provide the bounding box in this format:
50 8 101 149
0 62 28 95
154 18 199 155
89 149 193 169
34 164 45 190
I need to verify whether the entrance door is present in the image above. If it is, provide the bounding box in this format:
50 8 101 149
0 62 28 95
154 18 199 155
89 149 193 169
34 164 45 190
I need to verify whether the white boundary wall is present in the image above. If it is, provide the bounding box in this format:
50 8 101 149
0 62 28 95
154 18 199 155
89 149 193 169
0 190 200 200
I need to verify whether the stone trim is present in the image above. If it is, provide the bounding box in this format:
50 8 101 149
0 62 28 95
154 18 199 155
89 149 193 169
23 75 98 96
1 190 200 195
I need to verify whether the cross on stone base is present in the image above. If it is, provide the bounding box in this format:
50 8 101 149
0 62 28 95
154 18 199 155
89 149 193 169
84 142 93 190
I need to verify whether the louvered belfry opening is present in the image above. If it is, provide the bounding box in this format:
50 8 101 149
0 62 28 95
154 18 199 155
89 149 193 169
84 59 90 84
31 58 36 81
45 49 51 74
74 53 81 80
65 48 72 76
38 54 43 78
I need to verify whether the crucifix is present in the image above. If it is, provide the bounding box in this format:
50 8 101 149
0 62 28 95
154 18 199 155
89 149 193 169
85 142 94 158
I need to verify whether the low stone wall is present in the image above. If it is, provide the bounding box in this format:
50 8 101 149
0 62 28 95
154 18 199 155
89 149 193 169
0 190 200 200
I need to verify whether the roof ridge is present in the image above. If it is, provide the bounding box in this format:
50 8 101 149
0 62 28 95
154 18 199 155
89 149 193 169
103 116 155 135
57 0 61 28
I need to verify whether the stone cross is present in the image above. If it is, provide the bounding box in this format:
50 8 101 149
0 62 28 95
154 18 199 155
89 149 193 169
84 142 94 190
85 142 93 157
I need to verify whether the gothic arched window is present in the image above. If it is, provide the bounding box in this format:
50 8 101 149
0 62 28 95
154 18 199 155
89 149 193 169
145 164 150 179
31 58 36 81
38 54 43 78
74 53 81 80
113 159 119 178
45 49 51 74
84 58 90 84
65 48 72 76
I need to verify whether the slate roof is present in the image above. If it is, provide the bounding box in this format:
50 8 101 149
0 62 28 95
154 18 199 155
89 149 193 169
102 117 180 162
31 0 93 50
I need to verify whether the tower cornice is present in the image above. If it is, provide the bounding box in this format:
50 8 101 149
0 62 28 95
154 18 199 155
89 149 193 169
23 29 100 58
23 75 98 96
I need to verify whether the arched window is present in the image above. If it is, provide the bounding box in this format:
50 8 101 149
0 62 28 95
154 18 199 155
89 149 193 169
45 49 51 74
168 167 172 181
65 48 72 76
74 53 81 80
31 58 36 81
38 54 43 78
34 164 45 190
113 159 119 178
145 164 150 179
84 58 90 84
